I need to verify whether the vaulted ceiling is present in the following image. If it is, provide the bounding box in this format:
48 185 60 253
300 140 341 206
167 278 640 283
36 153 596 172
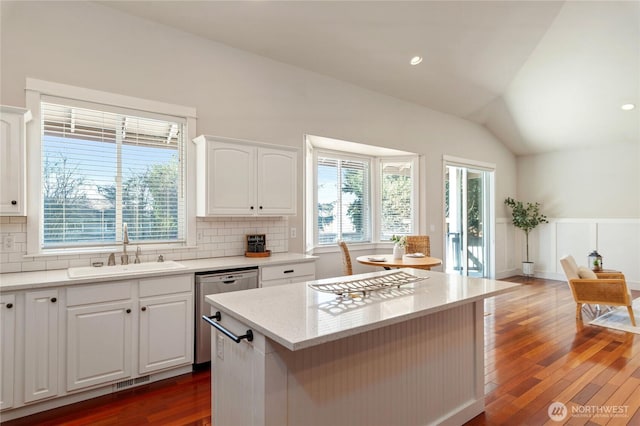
101 1 639 156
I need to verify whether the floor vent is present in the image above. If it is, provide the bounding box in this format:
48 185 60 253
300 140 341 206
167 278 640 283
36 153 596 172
114 375 150 390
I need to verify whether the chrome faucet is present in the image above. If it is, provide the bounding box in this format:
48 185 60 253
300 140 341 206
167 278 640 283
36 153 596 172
121 223 130 265
107 253 116 266
134 246 141 264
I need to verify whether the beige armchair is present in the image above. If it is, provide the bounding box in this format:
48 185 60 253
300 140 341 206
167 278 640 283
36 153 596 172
560 255 635 326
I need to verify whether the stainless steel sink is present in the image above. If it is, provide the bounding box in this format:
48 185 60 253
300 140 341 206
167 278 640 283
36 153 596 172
67 260 186 278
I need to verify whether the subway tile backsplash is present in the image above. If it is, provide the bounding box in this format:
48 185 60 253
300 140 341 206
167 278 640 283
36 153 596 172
0 216 288 273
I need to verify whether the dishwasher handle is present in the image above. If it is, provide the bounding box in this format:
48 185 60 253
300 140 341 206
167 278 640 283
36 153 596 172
202 312 254 343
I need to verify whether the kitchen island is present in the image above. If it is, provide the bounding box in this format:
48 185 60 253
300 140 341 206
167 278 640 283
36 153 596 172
205 269 520 426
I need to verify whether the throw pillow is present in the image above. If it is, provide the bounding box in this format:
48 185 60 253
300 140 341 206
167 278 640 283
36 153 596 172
577 266 598 279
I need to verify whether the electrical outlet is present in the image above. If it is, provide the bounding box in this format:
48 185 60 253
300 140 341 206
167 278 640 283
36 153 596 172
216 334 224 360
3 235 15 250
290 227 297 238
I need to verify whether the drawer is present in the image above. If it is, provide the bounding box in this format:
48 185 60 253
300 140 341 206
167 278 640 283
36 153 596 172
67 281 134 306
261 274 316 288
139 274 192 297
261 262 315 282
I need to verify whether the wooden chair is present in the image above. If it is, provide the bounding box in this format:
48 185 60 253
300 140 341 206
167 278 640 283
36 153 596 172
405 235 430 256
338 240 353 275
560 255 636 326
405 235 431 270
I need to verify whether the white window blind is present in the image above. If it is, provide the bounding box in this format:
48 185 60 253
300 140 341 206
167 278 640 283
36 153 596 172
40 101 185 249
380 159 414 240
316 155 370 244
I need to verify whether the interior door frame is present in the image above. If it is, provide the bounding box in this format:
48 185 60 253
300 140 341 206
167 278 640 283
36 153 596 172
442 155 496 278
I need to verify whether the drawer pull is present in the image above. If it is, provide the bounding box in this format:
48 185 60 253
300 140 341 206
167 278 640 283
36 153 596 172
283 269 294 274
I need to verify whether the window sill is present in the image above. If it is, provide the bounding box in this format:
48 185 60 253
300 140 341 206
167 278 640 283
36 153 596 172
25 243 198 258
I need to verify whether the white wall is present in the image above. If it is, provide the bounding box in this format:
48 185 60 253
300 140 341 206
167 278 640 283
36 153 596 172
516 143 639 218
499 143 640 288
0 1 517 277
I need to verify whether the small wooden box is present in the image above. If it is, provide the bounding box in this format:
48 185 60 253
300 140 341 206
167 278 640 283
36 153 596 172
245 234 270 257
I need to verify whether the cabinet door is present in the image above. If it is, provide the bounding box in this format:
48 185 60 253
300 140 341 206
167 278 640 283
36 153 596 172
0 108 28 215
0 294 16 410
138 292 194 374
24 290 59 402
66 301 133 391
207 141 256 215
257 148 296 215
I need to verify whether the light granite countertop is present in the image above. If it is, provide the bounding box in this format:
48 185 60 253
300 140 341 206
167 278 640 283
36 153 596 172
0 253 317 292
205 268 520 351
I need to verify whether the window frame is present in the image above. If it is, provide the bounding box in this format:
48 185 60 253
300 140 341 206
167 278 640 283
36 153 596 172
25 78 197 256
313 148 373 246
307 137 420 252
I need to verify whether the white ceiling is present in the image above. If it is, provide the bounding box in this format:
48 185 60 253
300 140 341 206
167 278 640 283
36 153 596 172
101 1 639 156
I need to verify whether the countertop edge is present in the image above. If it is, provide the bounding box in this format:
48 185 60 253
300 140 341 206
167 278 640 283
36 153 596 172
0 253 318 292
207 274 521 351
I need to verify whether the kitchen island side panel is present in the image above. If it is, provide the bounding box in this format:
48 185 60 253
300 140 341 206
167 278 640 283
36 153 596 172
213 300 484 426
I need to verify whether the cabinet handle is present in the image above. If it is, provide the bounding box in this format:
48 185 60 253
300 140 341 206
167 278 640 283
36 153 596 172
51 297 57 303
259 206 263 210
6 303 13 309
250 206 254 210
126 308 131 314
11 200 17 205
284 269 295 274
141 306 147 311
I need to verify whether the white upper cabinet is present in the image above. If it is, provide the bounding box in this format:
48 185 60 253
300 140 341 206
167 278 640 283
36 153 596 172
0 106 31 216
194 135 297 216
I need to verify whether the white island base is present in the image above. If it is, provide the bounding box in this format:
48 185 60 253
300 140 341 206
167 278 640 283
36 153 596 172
214 303 483 425
207 270 518 426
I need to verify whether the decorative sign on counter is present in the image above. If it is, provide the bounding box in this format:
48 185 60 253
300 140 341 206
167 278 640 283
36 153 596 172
245 234 270 257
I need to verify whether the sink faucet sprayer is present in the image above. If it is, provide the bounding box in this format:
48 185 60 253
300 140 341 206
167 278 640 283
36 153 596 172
121 223 129 265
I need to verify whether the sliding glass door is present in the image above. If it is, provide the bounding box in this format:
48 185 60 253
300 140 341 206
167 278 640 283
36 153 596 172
445 162 494 277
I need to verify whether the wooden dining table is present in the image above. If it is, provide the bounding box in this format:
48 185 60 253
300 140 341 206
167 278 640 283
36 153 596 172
356 254 442 270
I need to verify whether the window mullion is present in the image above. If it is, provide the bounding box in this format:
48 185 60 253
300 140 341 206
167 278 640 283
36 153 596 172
115 116 124 243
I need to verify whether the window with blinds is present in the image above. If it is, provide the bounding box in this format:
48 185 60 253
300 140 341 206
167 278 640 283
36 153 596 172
40 101 185 249
380 159 414 239
316 155 370 244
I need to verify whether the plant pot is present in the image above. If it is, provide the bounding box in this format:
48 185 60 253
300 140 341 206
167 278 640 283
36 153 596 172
393 244 405 259
522 261 535 277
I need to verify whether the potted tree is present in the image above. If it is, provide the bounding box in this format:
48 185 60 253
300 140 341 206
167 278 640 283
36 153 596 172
504 197 548 276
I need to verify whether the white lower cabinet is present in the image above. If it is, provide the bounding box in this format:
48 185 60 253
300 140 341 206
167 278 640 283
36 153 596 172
0 294 16 410
65 275 193 392
1 273 194 420
66 280 134 391
260 262 316 288
24 289 59 402
66 299 134 391
138 275 193 374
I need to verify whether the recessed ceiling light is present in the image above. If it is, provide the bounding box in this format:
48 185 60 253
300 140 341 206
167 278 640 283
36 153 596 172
410 56 423 66
621 103 635 111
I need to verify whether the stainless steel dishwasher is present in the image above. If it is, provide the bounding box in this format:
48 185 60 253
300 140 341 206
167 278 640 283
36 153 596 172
195 267 259 365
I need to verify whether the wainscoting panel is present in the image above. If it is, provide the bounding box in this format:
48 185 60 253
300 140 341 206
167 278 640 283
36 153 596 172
597 222 640 284
498 218 640 289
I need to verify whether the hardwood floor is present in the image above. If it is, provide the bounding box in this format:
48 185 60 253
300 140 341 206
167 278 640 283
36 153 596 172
2 276 639 425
